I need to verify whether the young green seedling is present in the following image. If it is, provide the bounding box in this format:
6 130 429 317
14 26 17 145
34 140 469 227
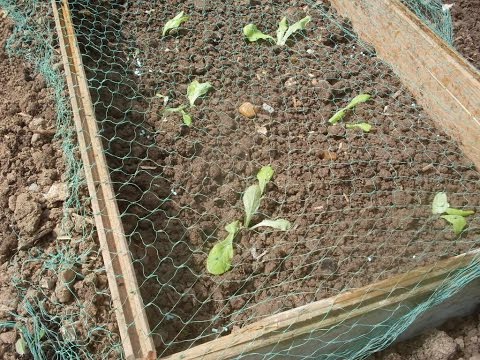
431 192 475 235
163 80 212 126
346 123 372 133
162 11 189 36
206 165 291 275
328 94 371 124
243 16 312 46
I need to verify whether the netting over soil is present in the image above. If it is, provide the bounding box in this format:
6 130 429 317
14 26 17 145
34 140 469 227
1 0 479 359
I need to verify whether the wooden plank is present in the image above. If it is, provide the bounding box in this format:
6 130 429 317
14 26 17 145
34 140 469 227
329 0 480 169
51 1 156 359
166 250 480 359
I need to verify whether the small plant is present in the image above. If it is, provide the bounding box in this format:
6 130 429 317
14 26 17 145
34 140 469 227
328 93 371 124
432 192 475 235
206 166 291 275
243 16 312 46
163 80 212 126
162 11 189 36
346 123 372 132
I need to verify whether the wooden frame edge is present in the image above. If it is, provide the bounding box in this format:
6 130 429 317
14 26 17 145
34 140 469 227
51 1 156 359
165 250 480 359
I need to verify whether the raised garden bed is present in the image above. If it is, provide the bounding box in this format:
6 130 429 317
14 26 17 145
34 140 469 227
53 0 480 358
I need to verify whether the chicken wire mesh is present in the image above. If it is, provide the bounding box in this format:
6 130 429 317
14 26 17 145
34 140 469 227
1 0 479 359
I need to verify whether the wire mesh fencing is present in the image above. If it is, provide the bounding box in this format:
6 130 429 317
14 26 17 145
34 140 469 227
1 0 479 359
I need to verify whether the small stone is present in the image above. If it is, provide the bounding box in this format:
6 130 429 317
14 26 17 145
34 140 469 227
43 183 68 204
55 284 72 303
40 277 56 290
238 102 257 118
7 195 16 212
31 133 41 144
285 77 297 87
321 150 337 160
306 49 315 54
262 103 274 114
0 331 16 344
255 125 268 135
28 183 39 192
28 117 45 130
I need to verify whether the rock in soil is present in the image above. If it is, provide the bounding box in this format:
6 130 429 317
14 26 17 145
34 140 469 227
238 102 257 118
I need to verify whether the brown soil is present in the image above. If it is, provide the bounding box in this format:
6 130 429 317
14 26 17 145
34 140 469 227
451 0 480 68
0 15 119 359
62 0 480 356
374 311 480 360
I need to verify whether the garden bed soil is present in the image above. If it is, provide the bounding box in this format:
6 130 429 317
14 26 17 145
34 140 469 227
451 0 480 69
74 0 480 357
374 311 480 360
0 15 119 359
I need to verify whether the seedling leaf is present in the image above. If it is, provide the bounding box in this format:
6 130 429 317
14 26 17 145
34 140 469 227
206 221 240 275
257 165 274 194
346 123 372 132
162 11 189 36
278 16 312 46
15 337 27 356
243 24 274 42
441 215 467 235
432 192 450 214
187 80 213 107
243 184 262 227
164 105 187 114
250 219 291 231
345 94 372 110
182 112 192 126
328 109 346 124
445 208 475 216
276 17 288 44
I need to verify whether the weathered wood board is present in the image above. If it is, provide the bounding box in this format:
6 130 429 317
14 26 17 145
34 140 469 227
52 1 156 359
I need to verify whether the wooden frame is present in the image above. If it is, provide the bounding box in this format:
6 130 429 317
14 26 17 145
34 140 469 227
51 0 480 359
51 1 156 359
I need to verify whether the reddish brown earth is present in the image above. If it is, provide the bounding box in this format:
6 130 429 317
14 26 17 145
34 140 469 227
65 0 480 356
0 15 119 359
374 312 480 360
451 0 480 68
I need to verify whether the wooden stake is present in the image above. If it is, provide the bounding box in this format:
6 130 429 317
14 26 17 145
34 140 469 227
51 1 156 359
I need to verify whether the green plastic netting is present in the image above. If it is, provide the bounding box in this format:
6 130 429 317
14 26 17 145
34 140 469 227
0 0 478 359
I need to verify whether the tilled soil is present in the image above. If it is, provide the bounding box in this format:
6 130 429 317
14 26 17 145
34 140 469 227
71 0 480 357
0 14 119 359
374 311 480 360
451 0 480 68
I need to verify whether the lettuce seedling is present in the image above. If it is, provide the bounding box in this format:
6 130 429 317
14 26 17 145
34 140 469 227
346 123 372 132
243 16 312 46
163 80 212 126
206 165 291 275
162 11 189 36
164 105 192 126
432 192 475 234
329 94 372 124
187 80 213 107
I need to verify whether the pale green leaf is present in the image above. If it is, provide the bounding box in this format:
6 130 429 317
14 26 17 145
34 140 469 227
345 94 372 110
206 221 240 275
187 80 213 107
243 24 274 42
441 215 467 235
257 165 274 194
164 105 187 114
243 184 262 227
432 192 450 214
182 112 192 126
278 16 312 46
346 122 372 132
250 219 291 231
445 208 475 217
15 337 27 355
162 11 189 36
276 17 288 45
328 109 346 124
